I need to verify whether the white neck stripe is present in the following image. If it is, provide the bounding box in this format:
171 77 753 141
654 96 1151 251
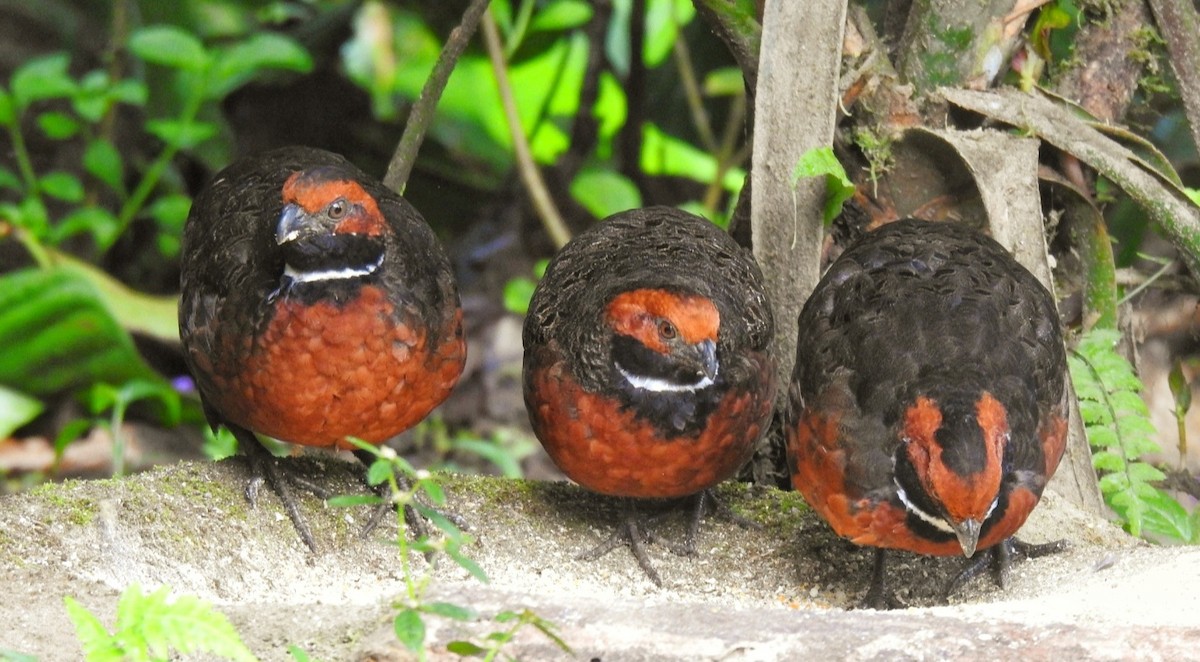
894 481 955 534
284 255 383 284
616 363 716 393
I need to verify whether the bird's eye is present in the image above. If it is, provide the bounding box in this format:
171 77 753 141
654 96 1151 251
327 199 347 219
658 320 677 340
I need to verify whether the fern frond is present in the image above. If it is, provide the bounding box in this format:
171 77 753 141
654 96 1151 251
1068 328 1196 542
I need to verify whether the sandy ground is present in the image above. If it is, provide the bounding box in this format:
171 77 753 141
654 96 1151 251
1 457 1198 661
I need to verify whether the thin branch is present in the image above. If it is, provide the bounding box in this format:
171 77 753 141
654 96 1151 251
383 0 491 195
480 8 571 249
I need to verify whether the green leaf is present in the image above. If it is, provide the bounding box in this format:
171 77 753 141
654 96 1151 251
366 458 394 486
49 207 120 248
0 167 20 192
145 119 218 149
202 426 238 461
64 596 124 662
11 53 77 108
0 267 165 395
446 640 487 656
0 649 41 662
703 67 745 96
209 33 313 98
421 601 477 621
148 193 191 231
450 437 523 478
326 494 384 508
503 276 537 315
570 168 642 219
446 546 489 583
1139 489 1195 542
129 26 211 71
109 79 148 107
39 171 84 202
0 87 15 125
792 146 855 223
529 0 594 32
83 140 125 195
36 111 80 139
54 251 180 343
393 608 426 652
0 385 43 439
417 477 446 505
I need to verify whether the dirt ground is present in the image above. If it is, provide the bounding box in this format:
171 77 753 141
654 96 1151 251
1 457 1198 661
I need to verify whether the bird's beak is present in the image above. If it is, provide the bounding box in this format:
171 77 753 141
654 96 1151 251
276 203 307 245
696 339 718 381
953 518 982 558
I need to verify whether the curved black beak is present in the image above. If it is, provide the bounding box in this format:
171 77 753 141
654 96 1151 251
276 203 307 245
696 339 718 381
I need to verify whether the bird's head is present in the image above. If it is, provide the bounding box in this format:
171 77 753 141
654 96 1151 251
893 391 1010 558
604 288 720 394
276 167 388 285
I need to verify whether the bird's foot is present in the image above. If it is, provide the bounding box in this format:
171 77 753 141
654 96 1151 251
943 536 1070 598
578 511 666 587
239 431 329 553
859 548 907 610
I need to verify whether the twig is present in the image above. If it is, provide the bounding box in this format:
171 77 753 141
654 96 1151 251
382 0 492 195
480 8 571 248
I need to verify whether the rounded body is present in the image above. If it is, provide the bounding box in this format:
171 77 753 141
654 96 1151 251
179 147 465 449
523 207 776 498
787 219 1069 555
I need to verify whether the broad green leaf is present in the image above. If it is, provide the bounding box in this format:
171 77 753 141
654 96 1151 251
642 123 745 191
644 0 695 67
36 111 80 139
145 119 218 149
570 168 641 219
39 171 84 202
0 267 165 396
393 608 426 652
83 140 125 195
129 26 211 71
54 251 179 342
0 385 43 438
417 476 446 505
528 0 594 32
50 207 120 249
16 197 50 236
446 546 489 583
792 146 855 223
11 53 76 108
148 193 191 231
73 71 113 123
209 33 313 98
86 378 181 426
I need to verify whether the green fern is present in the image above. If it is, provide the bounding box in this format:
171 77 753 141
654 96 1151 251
1068 328 1199 542
64 584 258 662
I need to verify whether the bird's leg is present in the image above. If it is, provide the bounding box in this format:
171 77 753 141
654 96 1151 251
943 536 1070 598
235 426 321 553
577 499 664 587
860 548 907 610
352 449 467 542
651 488 762 557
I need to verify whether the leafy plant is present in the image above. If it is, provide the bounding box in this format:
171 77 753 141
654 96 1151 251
792 146 855 224
333 440 569 659
0 23 311 467
64 584 258 662
1068 328 1200 543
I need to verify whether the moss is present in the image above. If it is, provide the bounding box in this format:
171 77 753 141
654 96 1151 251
852 126 895 185
31 480 98 526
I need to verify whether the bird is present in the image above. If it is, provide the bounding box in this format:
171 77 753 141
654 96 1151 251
522 206 776 585
179 146 466 551
786 218 1069 608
